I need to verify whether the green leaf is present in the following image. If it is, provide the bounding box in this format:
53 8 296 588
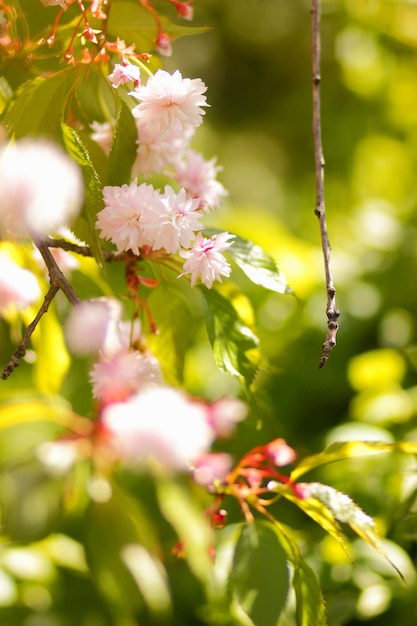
31 307 70 395
156 478 212 585
303 482 404 580
146 287 194 384
290 440 417 482
108 98 138 186
3 72 76 138
61 123 104 267
107 1 210 52
200 286 260 384
293 558 327 626
279 486 352 559
85 483 170 618
226 234 291 294
228 521 289 626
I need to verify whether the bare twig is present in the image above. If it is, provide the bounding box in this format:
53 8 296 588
1 284 59 379
1 239 82 379
45 237 124 262
311 0 339 368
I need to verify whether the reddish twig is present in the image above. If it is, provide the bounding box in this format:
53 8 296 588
311 0 339 368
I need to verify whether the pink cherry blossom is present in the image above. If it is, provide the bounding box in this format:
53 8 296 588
64 298 122 356
101 385 214 470
0 140 83 239
132 123 191 177
131 70 208 134
207 397 248 437
140 186 203 254
91 121 114 155
180 231 235 288
96 182 156 254
174 150 228 211
91 351 163 404
0 255 41 313
155 32 172 57
193 452 232 486
40 0 72 8
108 63 140 88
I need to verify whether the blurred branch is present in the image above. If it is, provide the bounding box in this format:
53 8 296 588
311 0 340 368
45 237 124 262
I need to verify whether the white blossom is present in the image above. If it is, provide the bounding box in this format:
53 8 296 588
91 121 114 155
0 140 83 239
108 63 140 88
140 186 203 254
96 182 156 254
64 298 122 356
174 150 228 211
101 385 214 470
180 231 234 288
91 351 163 404
131 70 208 134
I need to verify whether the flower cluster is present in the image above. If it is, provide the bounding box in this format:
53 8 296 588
65 298 247 473
95 68 232 289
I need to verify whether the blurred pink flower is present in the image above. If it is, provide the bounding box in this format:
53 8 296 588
91 351 163 404
101 385 214 470
91 121 114 155
193 452 232 486
0 140 83 239
174 150 228 211
208 397 248 437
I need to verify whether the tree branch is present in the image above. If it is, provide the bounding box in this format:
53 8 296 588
311 0 339 368
1 239 82 379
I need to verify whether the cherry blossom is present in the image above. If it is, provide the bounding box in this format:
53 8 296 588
174 150 228 211
108 63 140 88
96 182 156 254
131 70 208 134
193 452 232 486
140 186 203 254
0 140 83 239
91 351 163 405
0 255 41 313
180 231 235 288
40 0 72 8
91 121 114 155
207 397 248 437
132 123 191 177
155 32 172 57
101 385 214 470
64 298 122 356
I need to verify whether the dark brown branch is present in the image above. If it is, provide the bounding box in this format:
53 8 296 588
45 237 124 262
1 239 82 379
1 284 59 379
311 0 339 368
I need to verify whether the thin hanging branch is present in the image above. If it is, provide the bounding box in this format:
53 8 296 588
311 0 339 368
1 239 82 380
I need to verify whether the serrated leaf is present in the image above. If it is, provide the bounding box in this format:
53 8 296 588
108 98 138 186
302 482 404 580
3 72 76 138
146 287 194 384
290 440 417 482
228 521 289 626
200 286 260 384
226 234 291 294
108 1 210 52
280 487 352 559
61 124 104 266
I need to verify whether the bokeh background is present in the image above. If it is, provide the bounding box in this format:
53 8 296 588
165 1 417 623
